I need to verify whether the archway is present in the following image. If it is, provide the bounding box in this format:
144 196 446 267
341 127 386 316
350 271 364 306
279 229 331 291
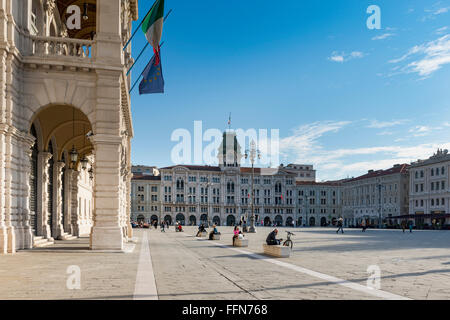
213 216 220 226
176 214 186 226
309 217 316 226
286 217 293 227
332 217 337 226
275 215 283 227
297 217 303 227
151 215 158 224
189 215 196 226
164 215 172 225
320 217 327 227
227 215 236 226
264 217 271 226
29 104 94 240
137 215 145 223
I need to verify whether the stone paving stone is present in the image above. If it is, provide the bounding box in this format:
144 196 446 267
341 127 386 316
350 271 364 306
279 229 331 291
0 236 141 300
1 227 449 300
148 226 450 300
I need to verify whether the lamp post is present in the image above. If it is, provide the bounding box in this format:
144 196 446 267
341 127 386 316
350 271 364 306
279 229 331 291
245 140 261 233
205 181 212 227
305 195 309 227
378 183 383 229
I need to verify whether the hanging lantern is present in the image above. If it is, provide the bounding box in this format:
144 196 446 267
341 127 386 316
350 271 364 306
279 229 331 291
70 145 78 166
80 156 89 170
83 3 89 21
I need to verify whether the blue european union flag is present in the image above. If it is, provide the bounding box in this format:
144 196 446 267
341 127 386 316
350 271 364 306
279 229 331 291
139 53 164 94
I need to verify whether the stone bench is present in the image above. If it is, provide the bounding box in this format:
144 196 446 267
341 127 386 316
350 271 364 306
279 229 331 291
211 234 221 240
263 244 291 258
233 238 249 247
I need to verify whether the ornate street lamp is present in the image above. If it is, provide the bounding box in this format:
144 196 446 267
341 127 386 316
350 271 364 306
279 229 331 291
88 166 94 180
245 140 261 233
80 156 89 170
70 145 78 168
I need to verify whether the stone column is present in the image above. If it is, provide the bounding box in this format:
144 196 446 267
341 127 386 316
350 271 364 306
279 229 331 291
54 161 65 239
0 125 7 253
64 168 74 235
126 171 133 239
17 135 35 249
90 135 123 250
70 170 80 236
37 152 52 239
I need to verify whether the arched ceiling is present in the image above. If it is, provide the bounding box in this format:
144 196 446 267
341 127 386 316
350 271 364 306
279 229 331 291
33 105 93 162
56 0 96 39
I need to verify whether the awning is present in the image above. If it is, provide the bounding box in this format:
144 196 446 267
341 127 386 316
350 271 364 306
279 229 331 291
389 214 450 219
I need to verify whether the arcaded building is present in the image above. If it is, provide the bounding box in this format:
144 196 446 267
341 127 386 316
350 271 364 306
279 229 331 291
131 131 343 227
0 0 139 253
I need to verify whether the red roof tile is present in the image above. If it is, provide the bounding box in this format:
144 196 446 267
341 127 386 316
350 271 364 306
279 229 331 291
346 164 409 183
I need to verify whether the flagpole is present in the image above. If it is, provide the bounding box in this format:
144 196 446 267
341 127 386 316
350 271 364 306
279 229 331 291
123 0 158 51
129 41 165 94
126 9 173 76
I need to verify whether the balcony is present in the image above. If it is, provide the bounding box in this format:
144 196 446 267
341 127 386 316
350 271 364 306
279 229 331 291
21 33 95 70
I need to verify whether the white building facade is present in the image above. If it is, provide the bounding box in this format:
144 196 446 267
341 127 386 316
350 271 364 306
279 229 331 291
131 131 342 228
342 164 410 227
409 149 450 228
0 0 139 254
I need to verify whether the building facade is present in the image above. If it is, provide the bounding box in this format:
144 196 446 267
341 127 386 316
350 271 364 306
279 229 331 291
131 131 343 227
341 164 410 227
0 0 139 254
409 149 450 227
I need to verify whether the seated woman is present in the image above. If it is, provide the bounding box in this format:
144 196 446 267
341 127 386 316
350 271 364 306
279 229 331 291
209 224 220 240
177 223 183 232
232 226 241 246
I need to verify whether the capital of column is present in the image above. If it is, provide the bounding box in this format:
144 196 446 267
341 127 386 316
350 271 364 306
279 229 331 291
38 152 52 164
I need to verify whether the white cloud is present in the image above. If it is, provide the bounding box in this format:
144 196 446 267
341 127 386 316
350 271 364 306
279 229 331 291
422 5 450 21
372 33 395 41
436 26 449 34
367 119 409 129
328 51 365 63
389 34 450 78
409 125 432 137
278 120 450 181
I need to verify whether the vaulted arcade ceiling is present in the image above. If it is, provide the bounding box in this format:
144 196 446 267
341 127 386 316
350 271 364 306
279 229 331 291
56 0 96 39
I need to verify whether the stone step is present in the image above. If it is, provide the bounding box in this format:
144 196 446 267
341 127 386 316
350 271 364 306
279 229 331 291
57 232 77 241
33 237 54 248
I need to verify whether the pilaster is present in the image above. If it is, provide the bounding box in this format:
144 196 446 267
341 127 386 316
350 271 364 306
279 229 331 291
37 152 52 239
54 161 65 239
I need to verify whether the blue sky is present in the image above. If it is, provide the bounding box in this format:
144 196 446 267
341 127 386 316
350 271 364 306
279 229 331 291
130 0 450 181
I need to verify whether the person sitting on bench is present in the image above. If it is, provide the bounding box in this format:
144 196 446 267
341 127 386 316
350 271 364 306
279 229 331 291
196 224 206 237
232 226 241 246
266 229 282 245
209 224 221 240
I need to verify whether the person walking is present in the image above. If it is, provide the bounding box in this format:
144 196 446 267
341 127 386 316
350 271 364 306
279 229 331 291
361 219 367 232
408 221 413 233
336 217 344 234
160 221 165 232
401 220 407 233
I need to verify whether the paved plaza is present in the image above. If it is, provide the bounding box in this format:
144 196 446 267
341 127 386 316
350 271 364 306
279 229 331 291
0 227 450 300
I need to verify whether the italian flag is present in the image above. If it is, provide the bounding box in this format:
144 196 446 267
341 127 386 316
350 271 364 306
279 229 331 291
142 0 165 58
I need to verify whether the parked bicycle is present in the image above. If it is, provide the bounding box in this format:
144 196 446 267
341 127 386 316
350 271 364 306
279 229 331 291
283 231 294 249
